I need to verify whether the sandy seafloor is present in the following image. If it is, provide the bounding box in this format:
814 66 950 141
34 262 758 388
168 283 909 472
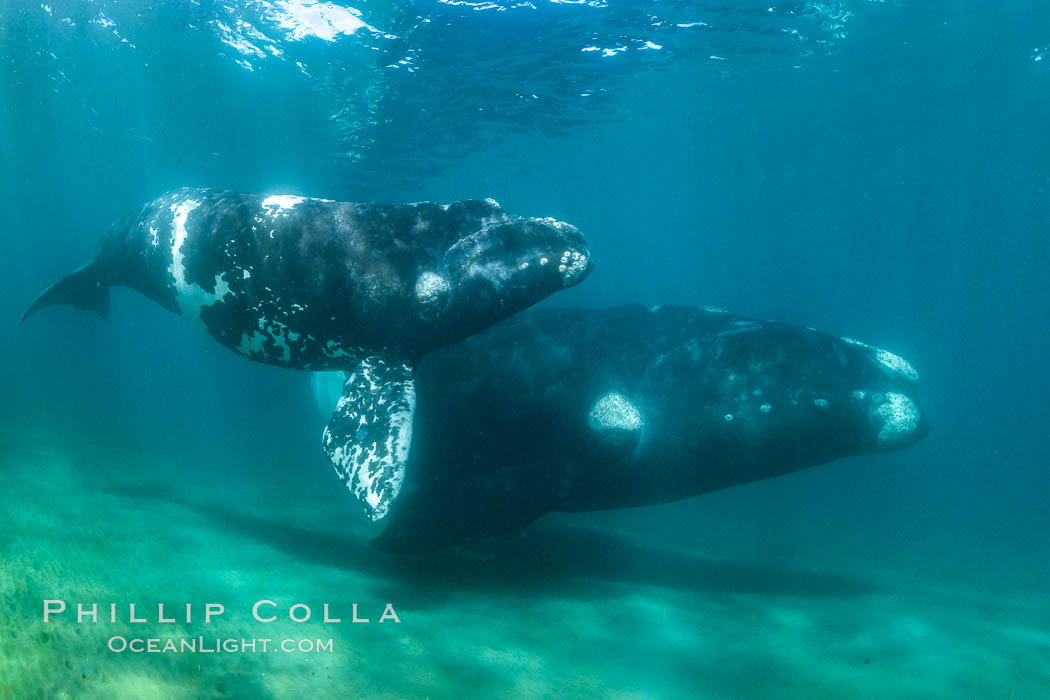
1 421 1046 699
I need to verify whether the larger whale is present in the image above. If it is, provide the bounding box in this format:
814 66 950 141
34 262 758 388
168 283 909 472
22 187 592 519
359 305 930 553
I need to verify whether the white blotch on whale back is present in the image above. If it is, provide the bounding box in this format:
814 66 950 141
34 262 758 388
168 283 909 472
588 392 643 432
875 348 920 383
760 403 772 413
875 392 920 444
813 398 829 408
169 199 233 323
261 194 305 217
415 271 450 307
851 390 867 400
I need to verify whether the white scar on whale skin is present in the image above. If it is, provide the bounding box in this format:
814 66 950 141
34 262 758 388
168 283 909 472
169 199 232 323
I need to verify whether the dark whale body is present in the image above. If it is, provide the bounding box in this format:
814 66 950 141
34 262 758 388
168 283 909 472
22 188 592 519
372 305 930 553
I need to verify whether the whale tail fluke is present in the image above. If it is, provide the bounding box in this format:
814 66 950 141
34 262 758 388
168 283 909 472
20 263 110 325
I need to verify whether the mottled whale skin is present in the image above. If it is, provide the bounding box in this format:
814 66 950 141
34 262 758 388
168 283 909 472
22 188 591 366
369 305 930 553
22 187 592 520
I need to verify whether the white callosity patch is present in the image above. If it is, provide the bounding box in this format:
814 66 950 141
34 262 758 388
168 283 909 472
558 248 589 286
874 392 920 445
261 194 306 218
875 348 920 383
322 357 414 521
169 199 233 323
588 392 643 432
813 398 830 408
842 335 920 383
414 271 451 308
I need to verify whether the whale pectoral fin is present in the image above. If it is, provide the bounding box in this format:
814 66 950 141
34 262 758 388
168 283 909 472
322 357 415 521
370 463 566 554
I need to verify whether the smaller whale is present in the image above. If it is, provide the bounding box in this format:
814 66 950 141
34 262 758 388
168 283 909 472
22 188 592 520
349 305 930 553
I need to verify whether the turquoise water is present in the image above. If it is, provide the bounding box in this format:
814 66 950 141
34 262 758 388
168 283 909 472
2 1 1049 697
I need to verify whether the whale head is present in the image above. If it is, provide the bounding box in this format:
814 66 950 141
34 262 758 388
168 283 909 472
457 216 593 291
858 360 930 452
430 210 593 344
